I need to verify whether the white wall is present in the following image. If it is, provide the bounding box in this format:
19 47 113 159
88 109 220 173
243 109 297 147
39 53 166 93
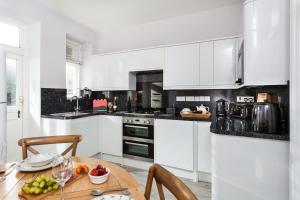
0 0 98 138
290 0 300 199
97 3 243 53
0 0 98 89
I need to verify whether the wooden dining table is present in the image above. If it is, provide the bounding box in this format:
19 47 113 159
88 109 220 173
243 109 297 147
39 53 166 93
0 157 146 200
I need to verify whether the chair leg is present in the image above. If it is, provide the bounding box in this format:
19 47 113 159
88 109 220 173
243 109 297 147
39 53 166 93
156 181 165 200
144 167 155 200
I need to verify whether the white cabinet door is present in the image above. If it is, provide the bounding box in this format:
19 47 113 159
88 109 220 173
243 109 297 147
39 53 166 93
164 43 200 89
99 116 123 156
154 119 194 171
41 117 99 157
214 39 237 86
81 55 106 90
70 117 99 157
197 122 211 173
106 53 129 90
212 134 289 200
128 48 165 71
243 0 289 85
199 42 214 86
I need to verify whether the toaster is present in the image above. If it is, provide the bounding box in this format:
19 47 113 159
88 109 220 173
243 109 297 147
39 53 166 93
228 103 253 119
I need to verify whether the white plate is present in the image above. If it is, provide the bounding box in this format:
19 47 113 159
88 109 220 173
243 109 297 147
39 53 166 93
16 154 60 172
27 154 55 167
91 195 132 200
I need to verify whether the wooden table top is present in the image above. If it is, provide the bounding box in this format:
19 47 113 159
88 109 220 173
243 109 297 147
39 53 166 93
0 157 145 200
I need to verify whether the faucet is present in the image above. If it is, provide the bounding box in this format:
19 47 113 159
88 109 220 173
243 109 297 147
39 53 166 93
71 96 80 113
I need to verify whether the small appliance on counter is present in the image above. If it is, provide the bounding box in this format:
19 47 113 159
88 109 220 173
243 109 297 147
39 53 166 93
82 87 92 99
228 103 253 119
252 103 281 134
93 99 107 111
216 99 228 116
257 92 272 103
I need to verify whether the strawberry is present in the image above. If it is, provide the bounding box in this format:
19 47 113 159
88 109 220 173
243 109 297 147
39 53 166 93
96 165 104 170
90 169 99 176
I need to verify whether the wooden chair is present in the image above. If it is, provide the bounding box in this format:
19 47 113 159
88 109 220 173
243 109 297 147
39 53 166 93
144 164 198 200
18 135 82 160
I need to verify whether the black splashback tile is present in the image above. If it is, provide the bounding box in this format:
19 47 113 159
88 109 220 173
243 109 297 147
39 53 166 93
41 88 67 115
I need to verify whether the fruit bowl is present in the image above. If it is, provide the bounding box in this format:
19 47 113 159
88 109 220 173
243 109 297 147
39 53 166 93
88 165 110 184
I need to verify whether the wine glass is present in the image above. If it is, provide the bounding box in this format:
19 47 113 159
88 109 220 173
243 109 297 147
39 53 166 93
51 155 73 200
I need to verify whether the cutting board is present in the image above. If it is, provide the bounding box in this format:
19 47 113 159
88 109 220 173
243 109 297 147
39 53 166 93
180 112 211 120
18 174 84 200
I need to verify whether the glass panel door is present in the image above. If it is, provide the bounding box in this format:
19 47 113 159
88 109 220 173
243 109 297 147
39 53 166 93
6 53 23 162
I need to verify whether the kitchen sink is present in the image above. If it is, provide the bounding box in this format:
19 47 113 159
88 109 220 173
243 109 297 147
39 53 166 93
50 112 90 117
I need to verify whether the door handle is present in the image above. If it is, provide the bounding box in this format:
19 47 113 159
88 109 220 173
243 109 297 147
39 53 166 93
18 110 21 118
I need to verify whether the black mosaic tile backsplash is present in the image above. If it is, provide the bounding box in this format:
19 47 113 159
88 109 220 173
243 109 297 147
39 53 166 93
167 85 289 113
42 85 289 124
41 88 67 115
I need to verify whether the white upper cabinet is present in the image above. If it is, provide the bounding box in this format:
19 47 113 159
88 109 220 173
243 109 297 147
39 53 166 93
127 48 165 71
243 0 289 86
164 43 200 89
81 53 135 91
199 41 214 86
214 39 237 86
81 55 106 90
82 37 241 91
105 53 135 90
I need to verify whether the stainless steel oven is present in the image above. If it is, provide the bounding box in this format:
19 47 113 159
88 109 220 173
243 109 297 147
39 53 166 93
123 117 154 162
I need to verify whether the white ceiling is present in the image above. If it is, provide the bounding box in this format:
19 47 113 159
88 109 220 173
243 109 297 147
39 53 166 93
34 0 242 32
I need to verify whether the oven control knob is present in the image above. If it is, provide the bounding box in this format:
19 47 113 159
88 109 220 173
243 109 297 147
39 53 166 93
145 120 150 124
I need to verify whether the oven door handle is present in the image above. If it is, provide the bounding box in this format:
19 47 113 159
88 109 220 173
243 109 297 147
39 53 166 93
125 141 149 147
124 125 148 129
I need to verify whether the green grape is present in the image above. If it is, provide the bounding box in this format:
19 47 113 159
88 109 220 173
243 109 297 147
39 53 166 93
47 179 54 185
39 181 45 188
44 176 50 182
34 187 41 195
36 177 42 183
53 183 59 190
26 178 33 184
29 187 35 194
40 175 46 180
47 186 53 192
43 189 48 194
32 182 39 187
22 186 30 194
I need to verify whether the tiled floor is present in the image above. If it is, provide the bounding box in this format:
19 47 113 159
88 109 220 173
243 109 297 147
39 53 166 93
121 165 211 200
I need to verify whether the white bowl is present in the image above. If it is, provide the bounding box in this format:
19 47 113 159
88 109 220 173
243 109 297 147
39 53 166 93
88 168 110 184
27 154 55 167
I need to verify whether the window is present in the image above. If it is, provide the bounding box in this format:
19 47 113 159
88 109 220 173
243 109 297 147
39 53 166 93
0 22 20 47
66 62 80 98
66 38 82 99
6 58 17 106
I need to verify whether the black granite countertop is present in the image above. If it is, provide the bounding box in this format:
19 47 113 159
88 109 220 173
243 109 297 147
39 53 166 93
41 110 212 122
210 116 289 141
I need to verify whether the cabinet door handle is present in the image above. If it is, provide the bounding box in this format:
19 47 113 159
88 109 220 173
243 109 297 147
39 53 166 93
18 110 21 118
125 142 148 147
125 125 148 129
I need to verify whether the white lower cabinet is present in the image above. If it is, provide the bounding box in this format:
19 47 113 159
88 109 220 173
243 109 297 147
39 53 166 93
197 122 211 174
154 119 194 171
212 134 289 200
155 119 212 181
70 117 99 157
99 115 123 157
41 116 99 157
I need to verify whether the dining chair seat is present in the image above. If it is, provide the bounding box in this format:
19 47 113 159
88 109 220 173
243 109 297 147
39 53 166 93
144 163 198 200
18 135 82 159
